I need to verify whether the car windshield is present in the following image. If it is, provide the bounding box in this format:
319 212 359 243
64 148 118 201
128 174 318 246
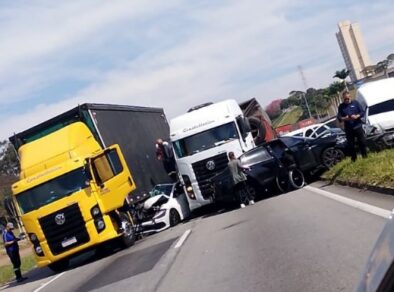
151 184 173 197
173 122 239 158
16 167 89 214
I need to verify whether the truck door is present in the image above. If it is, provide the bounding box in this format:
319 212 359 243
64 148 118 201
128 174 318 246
89 144 136 213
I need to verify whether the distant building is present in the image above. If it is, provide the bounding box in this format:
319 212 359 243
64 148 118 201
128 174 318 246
336 20 372 82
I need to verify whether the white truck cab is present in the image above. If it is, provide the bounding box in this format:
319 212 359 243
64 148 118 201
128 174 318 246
170 100 255 210
356 78 394 131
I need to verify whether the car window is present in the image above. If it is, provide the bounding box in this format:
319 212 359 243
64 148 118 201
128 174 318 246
305 129 313 137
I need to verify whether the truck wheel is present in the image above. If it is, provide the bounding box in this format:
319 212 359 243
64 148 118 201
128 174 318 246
48 258 69 273
169 209 181 227
119 212 136 248
248 117 266 145
288 168 305 189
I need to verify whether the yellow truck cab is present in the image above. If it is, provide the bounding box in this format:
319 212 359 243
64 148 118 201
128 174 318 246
10 103 171 271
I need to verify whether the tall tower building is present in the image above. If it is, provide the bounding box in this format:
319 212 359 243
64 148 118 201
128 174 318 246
336 21 372 82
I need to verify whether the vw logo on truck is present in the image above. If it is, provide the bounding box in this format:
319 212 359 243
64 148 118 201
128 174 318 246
206 160 216 171
55 213 66 225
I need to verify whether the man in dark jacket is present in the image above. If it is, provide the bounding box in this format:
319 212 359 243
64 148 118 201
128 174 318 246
2 223 27 283
156 138 177 181
337 91 368 162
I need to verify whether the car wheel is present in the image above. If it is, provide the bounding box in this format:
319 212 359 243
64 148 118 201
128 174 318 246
169 209 181 227
288 168 305 189
119 212 136 248
322 147 345 168
276 169 290 193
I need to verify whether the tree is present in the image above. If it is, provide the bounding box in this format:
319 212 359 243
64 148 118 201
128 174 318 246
265 99 283 120
333 69 350 91
0 140 19 176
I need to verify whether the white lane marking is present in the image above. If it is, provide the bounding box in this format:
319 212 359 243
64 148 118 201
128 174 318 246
305 186 392 219
33 272 66 292
174 229 191 249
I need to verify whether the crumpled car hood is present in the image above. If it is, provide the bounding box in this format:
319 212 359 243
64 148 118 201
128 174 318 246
143 195 169 210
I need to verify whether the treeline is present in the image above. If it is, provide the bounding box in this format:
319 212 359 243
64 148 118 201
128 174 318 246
266 81 348 121
0 140 19 219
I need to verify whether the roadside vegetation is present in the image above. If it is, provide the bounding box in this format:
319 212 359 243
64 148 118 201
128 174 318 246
322 148 394 189
272 107 303 128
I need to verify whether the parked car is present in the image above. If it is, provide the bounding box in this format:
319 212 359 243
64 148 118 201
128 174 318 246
283 118 344 139
268 131 347 172
139 183 190 233
210 146 305 204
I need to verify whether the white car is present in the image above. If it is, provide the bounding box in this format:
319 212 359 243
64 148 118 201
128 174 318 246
283 118 344 139
140 183 190 233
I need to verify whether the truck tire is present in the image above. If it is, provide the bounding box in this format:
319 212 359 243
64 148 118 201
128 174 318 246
48 258 69 273
248 117 266 144
119 212 136 248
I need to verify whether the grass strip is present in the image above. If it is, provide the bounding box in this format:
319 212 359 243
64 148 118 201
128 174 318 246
322 148 394 189
0 254 36 284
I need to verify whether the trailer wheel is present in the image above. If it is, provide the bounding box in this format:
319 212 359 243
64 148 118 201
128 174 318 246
119 212 136 248
248 117 266 144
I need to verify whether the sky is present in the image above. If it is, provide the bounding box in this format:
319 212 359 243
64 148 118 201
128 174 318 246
0 0 393 141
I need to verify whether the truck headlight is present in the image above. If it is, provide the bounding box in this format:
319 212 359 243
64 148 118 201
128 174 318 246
90 205 101 218
35 246 43 256
95 219 105 231
29 233 38 242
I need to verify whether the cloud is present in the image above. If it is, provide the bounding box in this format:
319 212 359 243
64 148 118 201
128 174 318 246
1 0 394 141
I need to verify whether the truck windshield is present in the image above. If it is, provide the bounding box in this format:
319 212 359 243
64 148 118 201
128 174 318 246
16 168 89 214
173 122 239 158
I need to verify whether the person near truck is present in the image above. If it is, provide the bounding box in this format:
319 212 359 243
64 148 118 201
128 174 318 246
156 138 177 181
2 222 27 283
227 152 254 208
337 91 368 162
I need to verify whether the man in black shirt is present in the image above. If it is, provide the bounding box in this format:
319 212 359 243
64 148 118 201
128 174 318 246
337 91 368 162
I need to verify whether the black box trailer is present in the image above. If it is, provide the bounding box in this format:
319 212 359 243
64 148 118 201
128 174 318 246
9 103 171 202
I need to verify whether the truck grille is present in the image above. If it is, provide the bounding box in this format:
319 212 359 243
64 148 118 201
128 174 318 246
192 153 229 199
39 204 89 255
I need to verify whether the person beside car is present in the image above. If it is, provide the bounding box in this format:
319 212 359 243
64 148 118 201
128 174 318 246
337 91 368 162
227 152 254 208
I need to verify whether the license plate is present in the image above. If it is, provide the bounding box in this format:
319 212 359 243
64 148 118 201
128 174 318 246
61 237 77 247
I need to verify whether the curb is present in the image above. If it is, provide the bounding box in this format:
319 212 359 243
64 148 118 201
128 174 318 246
321 177 394 196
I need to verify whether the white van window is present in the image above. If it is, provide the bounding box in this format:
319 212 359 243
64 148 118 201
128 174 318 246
369 99 394 115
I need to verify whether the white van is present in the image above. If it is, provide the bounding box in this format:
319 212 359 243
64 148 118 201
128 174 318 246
356 78 394 131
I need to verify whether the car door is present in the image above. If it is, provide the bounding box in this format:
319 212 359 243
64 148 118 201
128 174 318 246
88 144 135 213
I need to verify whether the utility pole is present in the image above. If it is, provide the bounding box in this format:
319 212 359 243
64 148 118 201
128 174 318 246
297 65 313 119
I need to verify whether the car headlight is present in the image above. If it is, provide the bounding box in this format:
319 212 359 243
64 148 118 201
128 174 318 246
153 209 167 219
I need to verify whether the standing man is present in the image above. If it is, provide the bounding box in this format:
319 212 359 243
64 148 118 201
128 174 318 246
227 152 254 208
337 91 368 162
156 138 177 181
2 223 27 283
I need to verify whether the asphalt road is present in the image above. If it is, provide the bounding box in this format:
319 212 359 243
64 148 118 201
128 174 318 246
2 182 393 292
